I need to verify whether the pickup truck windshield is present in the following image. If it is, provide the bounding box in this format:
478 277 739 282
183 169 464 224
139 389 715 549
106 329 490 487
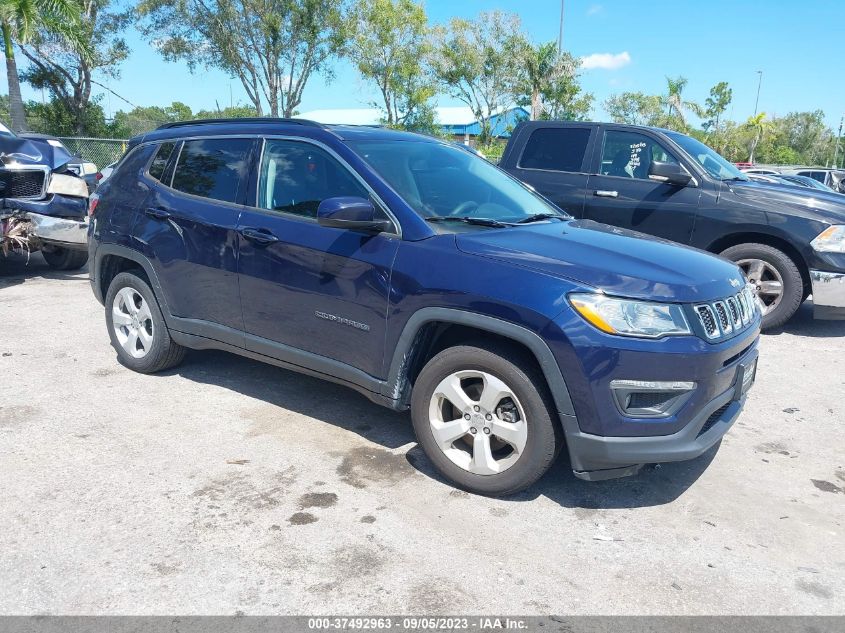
666 132 748 182
348 140 563 223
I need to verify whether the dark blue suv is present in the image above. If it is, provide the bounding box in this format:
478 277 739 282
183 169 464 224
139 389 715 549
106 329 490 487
88 119 761 495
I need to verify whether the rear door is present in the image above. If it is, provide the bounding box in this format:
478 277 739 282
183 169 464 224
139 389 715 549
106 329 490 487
503 125 595 217
133 137 255 337
583 127 700 244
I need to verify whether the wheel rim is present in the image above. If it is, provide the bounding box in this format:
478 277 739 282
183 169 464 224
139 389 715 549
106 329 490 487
736 258 784 315
111 287 154 359
428 370 528 476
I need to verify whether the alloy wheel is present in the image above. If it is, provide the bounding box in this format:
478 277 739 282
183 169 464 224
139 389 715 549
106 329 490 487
111 287 154 359
736 258 784 315
428 370 528 475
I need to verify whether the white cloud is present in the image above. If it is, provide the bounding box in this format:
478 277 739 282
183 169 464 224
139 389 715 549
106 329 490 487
586 4 604 16
580 51 631 70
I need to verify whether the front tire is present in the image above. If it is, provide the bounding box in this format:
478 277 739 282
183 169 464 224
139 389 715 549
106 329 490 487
410 343 561 496
720 243 803 330
105 271 185 373
41 246 88 271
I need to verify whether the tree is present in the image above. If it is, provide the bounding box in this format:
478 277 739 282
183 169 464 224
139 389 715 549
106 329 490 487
703 81 732 133
512 41 592 121
604 91 663 126
345 0 434 128
0 0 90 131
17 0 130 135
516 41 557 121
138 0 346 117
431 11 523 144
745 112 769 163
663 75 702 130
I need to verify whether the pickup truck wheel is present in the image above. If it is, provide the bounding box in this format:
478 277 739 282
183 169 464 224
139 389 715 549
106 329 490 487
41 246 88 271
105 271 185 373
410 343 560 496
720 243 803 330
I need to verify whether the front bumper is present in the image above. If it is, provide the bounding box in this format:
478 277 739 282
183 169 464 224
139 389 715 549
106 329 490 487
810 269 845 319
27 213 88 249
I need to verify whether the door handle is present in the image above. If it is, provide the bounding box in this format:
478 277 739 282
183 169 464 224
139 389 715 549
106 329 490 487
240 227 280 245
145 207 172 220
593 190 619 198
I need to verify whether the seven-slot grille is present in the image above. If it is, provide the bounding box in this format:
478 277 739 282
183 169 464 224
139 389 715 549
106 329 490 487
694 289 756 340
0 168 47 199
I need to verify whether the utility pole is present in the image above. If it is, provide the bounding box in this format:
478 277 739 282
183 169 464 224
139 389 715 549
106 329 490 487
557 0 565 53
753 70 763 117
833 114 844 169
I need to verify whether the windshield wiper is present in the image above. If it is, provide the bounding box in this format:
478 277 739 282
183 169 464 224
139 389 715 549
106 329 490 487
515 213 566 224
425 216 512 228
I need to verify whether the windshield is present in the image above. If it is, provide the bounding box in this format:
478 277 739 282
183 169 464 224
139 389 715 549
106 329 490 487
666 132 748 181
347 139 564 223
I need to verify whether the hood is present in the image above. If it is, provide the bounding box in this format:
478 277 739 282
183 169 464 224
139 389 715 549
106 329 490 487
726 179 845 224
0 136 74 170
456 219 745 303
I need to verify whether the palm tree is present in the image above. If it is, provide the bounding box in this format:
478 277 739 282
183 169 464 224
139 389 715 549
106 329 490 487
0 0 89 131
663 75 702 130
520 41 563 120
745 112 769 163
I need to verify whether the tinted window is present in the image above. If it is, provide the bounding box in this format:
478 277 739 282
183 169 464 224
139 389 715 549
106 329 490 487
518 127 591 172
258 140 370 218
600 131 678 180
148 142 175 182
171 138 252 203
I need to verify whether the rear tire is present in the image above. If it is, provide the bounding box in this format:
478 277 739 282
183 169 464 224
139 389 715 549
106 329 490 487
105 271 185 373
42 246 88 271
410 342 561 496
720 243 803 330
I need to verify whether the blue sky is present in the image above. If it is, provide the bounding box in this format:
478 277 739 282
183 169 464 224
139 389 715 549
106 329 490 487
18 0 845 128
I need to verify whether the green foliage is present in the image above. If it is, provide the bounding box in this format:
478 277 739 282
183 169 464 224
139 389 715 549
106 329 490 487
346 0 434 129
703 81 732 132
430 11 524 145
137 0 345 117
604 92 664 126
513 41 593 121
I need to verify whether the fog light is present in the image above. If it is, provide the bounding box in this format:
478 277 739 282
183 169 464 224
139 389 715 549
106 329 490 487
610 379 696 418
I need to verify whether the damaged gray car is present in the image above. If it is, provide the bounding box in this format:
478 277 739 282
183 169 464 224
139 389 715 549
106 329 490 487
0 133 90 270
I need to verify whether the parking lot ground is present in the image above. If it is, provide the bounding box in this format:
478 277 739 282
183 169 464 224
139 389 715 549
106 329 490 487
1 253 844 615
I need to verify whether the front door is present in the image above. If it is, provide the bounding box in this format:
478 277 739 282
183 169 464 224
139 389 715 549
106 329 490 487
236 138 399 379
584 128 700 244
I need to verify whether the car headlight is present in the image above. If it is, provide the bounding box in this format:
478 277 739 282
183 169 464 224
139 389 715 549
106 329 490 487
47 173 88 198
569 293 691 338
811 225 845 253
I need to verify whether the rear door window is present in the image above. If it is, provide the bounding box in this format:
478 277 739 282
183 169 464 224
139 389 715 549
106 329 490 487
148 142 176 183
518 127 591 172
171 138 253 204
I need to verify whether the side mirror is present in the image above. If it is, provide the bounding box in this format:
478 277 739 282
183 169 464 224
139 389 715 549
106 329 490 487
649 161 692 187
317 196 392 233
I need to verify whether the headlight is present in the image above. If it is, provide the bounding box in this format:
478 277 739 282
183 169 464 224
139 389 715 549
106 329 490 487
47 173 88 198
811 225 845 253
569 293 691 338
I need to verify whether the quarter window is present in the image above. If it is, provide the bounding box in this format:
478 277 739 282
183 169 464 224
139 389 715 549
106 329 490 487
257 139 370 219
171 138 252 203
518 127 591 172
148 142 175 182
600 131 678 180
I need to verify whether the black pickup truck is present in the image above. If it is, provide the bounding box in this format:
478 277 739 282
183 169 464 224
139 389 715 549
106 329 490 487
500 121 845 329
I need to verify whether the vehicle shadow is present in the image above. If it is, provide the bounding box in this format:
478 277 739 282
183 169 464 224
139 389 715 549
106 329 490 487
168 348 715 509
0 251 89 289
767 300 845 338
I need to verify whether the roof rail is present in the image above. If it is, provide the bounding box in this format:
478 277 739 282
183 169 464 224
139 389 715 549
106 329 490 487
156 117 324 130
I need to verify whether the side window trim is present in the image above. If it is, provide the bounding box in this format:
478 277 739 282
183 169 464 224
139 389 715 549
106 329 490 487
251 135 401 237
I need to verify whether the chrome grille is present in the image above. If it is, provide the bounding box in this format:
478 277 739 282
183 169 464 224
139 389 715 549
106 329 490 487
694 288 757 340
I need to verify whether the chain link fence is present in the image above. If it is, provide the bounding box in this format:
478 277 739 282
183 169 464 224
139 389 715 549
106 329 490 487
57 137 129 170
